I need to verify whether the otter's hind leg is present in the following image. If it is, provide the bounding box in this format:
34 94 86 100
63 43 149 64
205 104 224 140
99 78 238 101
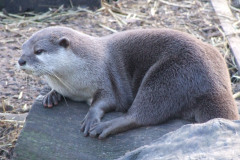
43 90 62 108
194 93 239 123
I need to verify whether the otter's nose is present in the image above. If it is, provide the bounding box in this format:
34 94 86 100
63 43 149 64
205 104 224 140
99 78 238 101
18 59 26 66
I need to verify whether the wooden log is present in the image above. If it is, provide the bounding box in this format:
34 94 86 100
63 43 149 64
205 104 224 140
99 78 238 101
0 0 101 13
211 0 240 72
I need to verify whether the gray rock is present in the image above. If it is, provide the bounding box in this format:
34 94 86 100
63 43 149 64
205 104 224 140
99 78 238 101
118 119 240 160
13 97 190 160
13 95 240 160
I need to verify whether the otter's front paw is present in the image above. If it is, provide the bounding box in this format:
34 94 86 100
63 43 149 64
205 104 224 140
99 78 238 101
43 90 62 108
89 121 112 139
81 108 101 136
89 116 138 139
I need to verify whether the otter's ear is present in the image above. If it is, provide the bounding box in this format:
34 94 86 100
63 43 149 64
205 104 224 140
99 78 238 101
58 37 70 48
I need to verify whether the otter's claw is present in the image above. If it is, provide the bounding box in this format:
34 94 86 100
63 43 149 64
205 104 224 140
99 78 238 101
89 121 111 139
80 108 101 136
43 90 62 108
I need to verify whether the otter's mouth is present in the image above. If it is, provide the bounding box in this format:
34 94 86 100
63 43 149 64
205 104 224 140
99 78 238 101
23 69 42 77
18 64 42 77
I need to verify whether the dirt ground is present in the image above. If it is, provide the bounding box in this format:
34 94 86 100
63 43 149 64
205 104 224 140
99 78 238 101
0 0 240 159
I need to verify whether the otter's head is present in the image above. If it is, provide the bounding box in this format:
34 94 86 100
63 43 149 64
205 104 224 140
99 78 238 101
18 27 72 77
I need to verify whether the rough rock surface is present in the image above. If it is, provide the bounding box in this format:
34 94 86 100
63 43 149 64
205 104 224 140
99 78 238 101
13 88 240 160
13 97 190 160
118 118 240 160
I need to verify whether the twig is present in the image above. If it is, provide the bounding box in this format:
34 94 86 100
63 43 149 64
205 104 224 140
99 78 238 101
217 14 236 21
0 144 12 148
233 92 240 99
6 28 28 38
233 20 240 28
1 99 6 113
230 5 240 13
159 0 191 8
99 24 118 33
0 120 25 124
150 1 159 16
69 0 74 8
108 9 124 27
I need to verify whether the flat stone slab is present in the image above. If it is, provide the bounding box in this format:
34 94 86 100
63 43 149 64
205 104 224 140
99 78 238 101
13 97 190 160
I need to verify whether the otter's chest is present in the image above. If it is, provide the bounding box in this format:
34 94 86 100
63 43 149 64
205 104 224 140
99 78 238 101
44 76 95 101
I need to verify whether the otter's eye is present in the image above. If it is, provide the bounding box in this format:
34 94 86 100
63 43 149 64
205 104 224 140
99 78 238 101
35 49 45 55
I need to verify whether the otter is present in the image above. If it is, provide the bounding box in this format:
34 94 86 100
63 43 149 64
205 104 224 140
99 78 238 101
18 26 239 139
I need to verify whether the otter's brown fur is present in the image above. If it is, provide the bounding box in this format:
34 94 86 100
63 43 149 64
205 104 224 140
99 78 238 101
18 26 239 139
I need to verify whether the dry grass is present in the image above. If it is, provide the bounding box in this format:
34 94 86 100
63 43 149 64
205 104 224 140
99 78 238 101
0 120 23 160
